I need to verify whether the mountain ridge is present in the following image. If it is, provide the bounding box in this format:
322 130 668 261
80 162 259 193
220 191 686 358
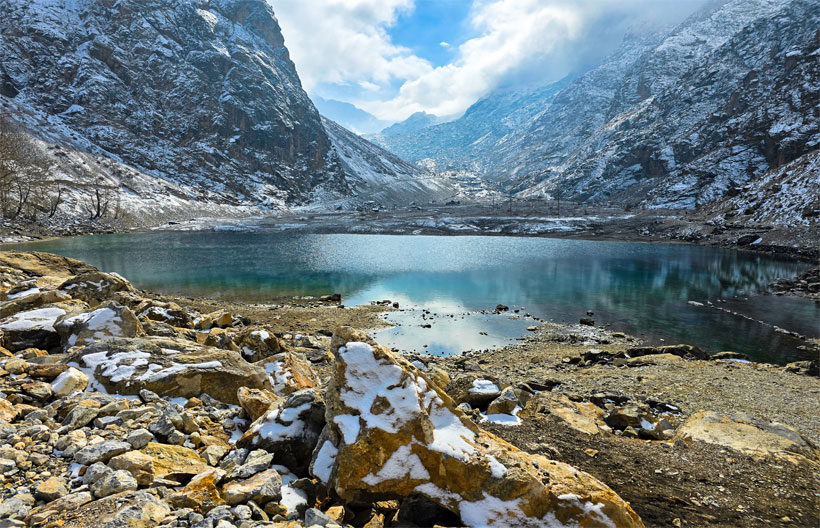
0 0 449 224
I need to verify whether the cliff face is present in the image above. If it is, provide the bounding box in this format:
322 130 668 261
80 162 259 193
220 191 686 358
0 0 341 205
0 0 450 222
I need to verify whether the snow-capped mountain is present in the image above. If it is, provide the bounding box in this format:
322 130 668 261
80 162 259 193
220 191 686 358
321 117 455 207
0 0 450 223
370 79 574 173
375 0 819 223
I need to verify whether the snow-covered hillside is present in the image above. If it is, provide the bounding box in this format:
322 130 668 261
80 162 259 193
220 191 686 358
320 118 454 208
0 0 447 224
375 0 819 225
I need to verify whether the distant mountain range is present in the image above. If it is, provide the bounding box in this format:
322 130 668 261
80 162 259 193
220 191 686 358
311 96 389 136
372 0 819 224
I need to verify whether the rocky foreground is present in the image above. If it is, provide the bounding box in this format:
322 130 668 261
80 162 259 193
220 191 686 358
0 251 816 528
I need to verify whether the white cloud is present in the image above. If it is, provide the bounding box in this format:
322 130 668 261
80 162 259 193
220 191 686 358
272 0 705 123
359 0 586 120
271 0 431 91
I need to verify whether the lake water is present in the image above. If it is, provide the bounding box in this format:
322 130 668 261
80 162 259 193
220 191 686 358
6 232 818 363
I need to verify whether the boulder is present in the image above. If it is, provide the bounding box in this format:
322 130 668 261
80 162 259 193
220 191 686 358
0 251 95 282
237 387 283 421
316 333 644 527
486 387 519 415
195 311 235 330
142 443 209 480
604 405 644 431
58 271 136 305
28 490 169 528
34 476 68 502
64 337 271 404
0 290 71 319
626 353 684 367
0 399 17 423
108 451 155 486
24 491 94 527
237 389 326 475
168 468 226 513
237 326 282 362
26 362 69 381
674 411 820 464
134 299 193 328
90 469 138 498
74 440 131 465
141 319 198 341
51 367 88 397
530 394 606 436
225 449 273 480
55 301 142 348
0 305 67 352
260 352 320 397
221 468 282 506
711 351 751 361
446 376 502 409
204 327 241 352
783 360 819 377
626 344 709 360
62 402 100 430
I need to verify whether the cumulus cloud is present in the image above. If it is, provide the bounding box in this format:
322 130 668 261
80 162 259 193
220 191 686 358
272 0 705 123
271 0 429 91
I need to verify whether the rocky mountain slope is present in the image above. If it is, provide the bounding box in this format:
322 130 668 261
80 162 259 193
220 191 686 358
0 0 449 225
371 79 573 172
321 118 454 208
376 0 819 224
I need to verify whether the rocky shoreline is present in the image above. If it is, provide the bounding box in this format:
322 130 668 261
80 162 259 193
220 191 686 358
0 251 817 528
4 206 819 262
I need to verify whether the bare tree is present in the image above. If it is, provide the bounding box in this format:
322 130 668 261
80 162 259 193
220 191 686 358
0 115 56 220
46 182 64 218
82 178 117 220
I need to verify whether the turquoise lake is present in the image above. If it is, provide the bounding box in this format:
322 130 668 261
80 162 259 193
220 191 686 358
6 232 818 363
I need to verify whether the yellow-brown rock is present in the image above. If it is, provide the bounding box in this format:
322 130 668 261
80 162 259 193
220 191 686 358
0 290 71 319
28 490 169 528
142 443 209 479
64 337 271 404
220 468 282 506
674 411 820 464
134 299 193 328
237 387 283 421
108 451 155 486
55 301 143 347
0 251 95 285
168 468 226 513
204 327 240 352
526 394 606 436
0 398 17 422
316 328 644 528
237 326 282 362
237 389 325 475
195 311 234 330
58 271 136 307
259 351 320 397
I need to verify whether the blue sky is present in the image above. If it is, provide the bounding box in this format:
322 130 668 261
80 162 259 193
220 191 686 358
272 1 706 124
388 1 474 68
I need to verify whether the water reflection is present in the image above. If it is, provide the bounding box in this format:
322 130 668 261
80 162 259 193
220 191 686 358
7 232 816 363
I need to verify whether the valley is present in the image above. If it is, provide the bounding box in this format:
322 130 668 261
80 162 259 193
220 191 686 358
0 0 817 526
